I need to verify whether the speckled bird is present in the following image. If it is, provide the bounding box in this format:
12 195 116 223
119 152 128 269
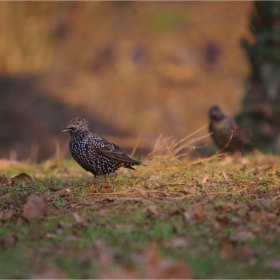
209 105 251 153
58 117 143 183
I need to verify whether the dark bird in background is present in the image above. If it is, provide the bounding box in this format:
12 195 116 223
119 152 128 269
209 105 251 153
58 117 143 184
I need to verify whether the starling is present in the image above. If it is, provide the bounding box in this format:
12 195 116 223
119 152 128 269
209 105 251 153
58 117 143 183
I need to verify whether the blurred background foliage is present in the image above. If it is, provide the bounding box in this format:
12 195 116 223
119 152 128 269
239 1 280 153
0 1 256 162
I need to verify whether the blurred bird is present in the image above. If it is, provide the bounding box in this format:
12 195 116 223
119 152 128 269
58 117 143 184
209 105 251 153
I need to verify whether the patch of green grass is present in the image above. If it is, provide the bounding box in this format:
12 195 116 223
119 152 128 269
1 153 280 278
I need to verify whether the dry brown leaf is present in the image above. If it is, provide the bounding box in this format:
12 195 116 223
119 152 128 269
98 209 108 217
3 233 18 247
100 186 114 193
72 212 85 224
182 211 192 223
249 211 277 223
99 243 192 279
145 184 157 189
186 185 197 195
157 191 167 197
0 174 11 185
201 174 210 185
230 231 255 243
134 186 147 195
0 193 11 199
45 232 58 239
220 239 233 258
22 195 48 221
95 239 113 269
61 235 81 245
12 173 33 186
167 237 187 248
222 172 229 182
147 205 161 217
216 216 229 229
143 243 193 279
194 203 206 223
264 257 280 269
215 203 235 213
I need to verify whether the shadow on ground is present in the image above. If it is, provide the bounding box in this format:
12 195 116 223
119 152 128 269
0 76 146 162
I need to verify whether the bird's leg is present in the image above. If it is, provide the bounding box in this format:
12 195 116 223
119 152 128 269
102 174 113 188
89 176 99 190
103 174 110 187
91 177 100 184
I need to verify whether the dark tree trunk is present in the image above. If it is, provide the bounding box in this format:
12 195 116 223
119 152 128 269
238 1 280 153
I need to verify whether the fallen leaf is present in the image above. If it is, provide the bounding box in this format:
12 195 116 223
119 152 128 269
230 231 255 243
184 185 197 195
201 174 210 185
249 211 277 223
182 211 192 223
222 172 229 182
72 212 85 224
61 235 81 245
0 174 11 185
45 232 58 239
223 203 236 212
143 243 192 279
98 209 108 217
157 191 167 197
99 243 192 279
216 216 229 229
220 239 233 258
4 233 18 247
194 204 206 223
12 173 33 186
214 203 235 213
147 205 162 218
100 186 114 193
145 184 157 189
23 195 48 221
264 257 280 269
167 237 187 248
29 229 40 241
95 239 113 268
0 193 11 199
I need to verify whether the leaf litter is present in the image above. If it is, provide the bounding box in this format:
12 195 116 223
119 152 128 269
1 133 280 278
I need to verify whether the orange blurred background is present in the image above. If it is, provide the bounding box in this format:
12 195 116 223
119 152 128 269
0 1 253 162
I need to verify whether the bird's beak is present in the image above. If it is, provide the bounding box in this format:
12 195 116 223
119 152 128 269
57 128 70 134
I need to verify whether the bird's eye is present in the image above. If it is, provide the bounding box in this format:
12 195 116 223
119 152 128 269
70 127 77 131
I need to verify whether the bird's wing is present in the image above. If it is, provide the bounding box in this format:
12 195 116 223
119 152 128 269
230 119 252 146
229 118 239 130
97 142 142 165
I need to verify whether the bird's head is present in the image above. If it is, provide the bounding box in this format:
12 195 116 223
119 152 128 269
58 117 91 136
209 105 225 122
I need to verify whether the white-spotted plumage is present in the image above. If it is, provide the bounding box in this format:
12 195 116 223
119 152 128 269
59 117 143 178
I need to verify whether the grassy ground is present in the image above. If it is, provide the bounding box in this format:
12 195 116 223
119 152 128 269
1 137 280 278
